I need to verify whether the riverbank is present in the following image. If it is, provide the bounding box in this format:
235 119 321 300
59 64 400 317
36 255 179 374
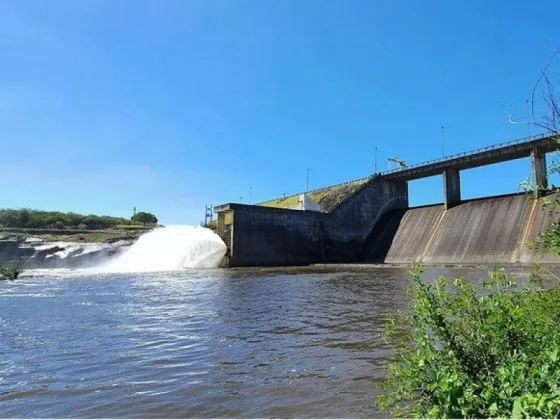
0 227 150 269
0 227 149 244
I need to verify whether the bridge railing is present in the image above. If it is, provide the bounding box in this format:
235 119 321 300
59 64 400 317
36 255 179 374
379 132 554 176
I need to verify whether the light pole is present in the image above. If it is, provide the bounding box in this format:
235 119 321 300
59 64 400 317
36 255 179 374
441 125 445 157
249 186 252 204
526 99 532 137
375 147 378 173
306 168 310 193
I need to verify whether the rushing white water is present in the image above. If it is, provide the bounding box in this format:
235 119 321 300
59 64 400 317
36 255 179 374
99 225 227 273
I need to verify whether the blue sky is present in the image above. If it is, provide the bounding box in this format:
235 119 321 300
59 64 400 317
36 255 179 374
0 0 558 224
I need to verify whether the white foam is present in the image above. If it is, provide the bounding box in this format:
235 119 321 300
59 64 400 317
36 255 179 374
98 225 227 273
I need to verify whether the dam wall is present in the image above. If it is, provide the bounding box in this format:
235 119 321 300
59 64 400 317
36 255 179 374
230 206 326 266
223 176 408 266
323 176 408 262
366 192 560 265
215 134 560 267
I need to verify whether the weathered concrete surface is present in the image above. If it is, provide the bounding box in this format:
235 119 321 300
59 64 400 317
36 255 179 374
230 205 326 266
221 175 409 266
366 192 560 265
443 168 461 209
425 194 530 264
531 148 548 192
324 177 408 262
371 206 445 263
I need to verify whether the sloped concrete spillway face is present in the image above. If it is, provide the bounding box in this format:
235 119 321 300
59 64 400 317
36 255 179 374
368 192 560 265
100 225 227 273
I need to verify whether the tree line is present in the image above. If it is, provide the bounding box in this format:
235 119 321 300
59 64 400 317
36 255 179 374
0 209 158 230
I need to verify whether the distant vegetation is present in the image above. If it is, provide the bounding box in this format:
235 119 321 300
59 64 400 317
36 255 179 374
0 209 157 231
131 211 158 225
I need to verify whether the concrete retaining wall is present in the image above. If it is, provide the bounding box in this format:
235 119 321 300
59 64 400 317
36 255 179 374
228 175 408 266
231 206 326 266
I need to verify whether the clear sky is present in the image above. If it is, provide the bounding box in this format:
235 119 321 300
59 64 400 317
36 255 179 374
1 0 559 225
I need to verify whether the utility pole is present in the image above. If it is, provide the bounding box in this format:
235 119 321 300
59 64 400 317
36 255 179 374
249 186 252 204
240 196 243 204
441 125 445 157
306 168 310 193
375 147 378 173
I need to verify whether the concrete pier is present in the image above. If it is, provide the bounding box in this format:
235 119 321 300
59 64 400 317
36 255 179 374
443 168 461 209
531 147 548 194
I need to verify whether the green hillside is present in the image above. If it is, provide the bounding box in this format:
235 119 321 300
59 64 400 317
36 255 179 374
259 177 369 212
207 177 370 230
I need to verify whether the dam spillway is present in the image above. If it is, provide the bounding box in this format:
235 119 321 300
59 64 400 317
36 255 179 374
214 133 560 267
368 193 559 265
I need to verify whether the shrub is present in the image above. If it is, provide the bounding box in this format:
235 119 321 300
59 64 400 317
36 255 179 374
0 265 21 280
377 263 560 418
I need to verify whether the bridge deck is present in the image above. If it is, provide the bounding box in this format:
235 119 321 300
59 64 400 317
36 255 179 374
381 133 559 181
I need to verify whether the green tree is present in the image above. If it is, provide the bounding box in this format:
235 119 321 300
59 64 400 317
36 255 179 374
0 209 131 230
131 211 158 225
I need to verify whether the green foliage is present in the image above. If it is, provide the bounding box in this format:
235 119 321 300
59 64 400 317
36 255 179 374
131 211 158 225
532 218 560 256
529 148 560 255
0 208 135 230
377 264 560 418
0 265 21 280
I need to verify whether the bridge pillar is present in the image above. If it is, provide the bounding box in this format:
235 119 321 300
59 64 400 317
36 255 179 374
531 148 547 195
443 168 461 209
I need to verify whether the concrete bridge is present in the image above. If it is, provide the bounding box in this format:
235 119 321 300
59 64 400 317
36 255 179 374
215 132 560 267
379 132 558 208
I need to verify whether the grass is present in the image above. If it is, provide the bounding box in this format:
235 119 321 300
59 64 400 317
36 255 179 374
259 179 368 212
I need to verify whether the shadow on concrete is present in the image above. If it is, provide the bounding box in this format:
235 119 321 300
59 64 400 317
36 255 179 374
361 209 407 262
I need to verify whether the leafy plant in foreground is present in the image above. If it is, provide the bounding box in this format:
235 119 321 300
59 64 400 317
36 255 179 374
377 263 560 418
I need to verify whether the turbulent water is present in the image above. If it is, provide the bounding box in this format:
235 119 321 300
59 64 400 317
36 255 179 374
0 265 546 418
16 225 227 274
100 225 227 273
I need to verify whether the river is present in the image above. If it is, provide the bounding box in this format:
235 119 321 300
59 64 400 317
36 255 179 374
0 265 540 418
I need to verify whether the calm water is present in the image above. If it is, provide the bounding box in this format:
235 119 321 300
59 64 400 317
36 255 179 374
0 265 537 418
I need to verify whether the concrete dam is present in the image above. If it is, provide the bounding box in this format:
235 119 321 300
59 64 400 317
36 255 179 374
214 133 560 266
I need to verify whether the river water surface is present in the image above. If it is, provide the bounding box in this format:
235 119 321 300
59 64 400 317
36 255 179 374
0 265 538 418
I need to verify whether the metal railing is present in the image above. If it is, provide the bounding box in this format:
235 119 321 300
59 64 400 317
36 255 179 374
379 132 554 176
